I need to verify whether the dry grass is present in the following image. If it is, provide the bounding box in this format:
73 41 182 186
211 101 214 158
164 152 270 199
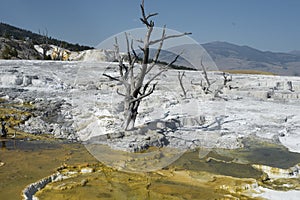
222 70 276 76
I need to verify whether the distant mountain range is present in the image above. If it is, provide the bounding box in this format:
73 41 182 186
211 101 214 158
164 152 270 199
289 50 300 56
151 42 300 76
0 22 299 76
202 41 300 76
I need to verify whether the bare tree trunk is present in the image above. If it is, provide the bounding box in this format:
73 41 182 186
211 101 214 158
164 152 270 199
124 99 140 130
200 59 211 94
39 29 50 60
104 0 191 130
178 71 187 98
287 81 294 92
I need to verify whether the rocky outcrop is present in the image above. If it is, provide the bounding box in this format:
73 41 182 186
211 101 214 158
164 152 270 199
69 49 116 62
253 163 300 179
0 37 41 60
22 173 62 200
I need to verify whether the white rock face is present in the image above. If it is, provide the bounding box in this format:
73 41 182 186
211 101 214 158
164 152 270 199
0 60 300 153
69 49 115 62
253 187 300 200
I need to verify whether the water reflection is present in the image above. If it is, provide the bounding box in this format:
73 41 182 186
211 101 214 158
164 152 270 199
0 138 60 151
0 139 19 150
1 140 6 150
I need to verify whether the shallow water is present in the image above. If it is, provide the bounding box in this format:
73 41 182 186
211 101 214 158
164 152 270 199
0 139 97 200
1 137 300 199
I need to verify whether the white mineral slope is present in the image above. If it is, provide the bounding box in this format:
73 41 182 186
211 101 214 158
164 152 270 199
70 61 300 153
69 49 116 62
0 60 300 153
253 187 300 200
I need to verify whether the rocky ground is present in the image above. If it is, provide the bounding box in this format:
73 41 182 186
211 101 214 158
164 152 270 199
0 60 300 153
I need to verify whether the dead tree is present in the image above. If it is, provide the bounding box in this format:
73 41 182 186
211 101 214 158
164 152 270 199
39 29 50 60
222 72 232 86
198 59 217 94
178 71 187 98
287 81 294 92
191 62 231 100
191 59 214 94
103 0 191 130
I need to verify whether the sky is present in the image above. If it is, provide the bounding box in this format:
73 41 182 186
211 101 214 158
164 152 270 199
0 0 299 52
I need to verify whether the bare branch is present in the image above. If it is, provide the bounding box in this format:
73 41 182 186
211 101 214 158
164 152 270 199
121 62 129 80
119 62 124 77
200 59 210 87
145 53 181 87
146 25 166 74
287 81 294 92
131 39 138 59
149 32 192 46
135 25 154 91
135 38 144 44
125 33 132 65
116 89 126 97
153 25 166 63
140 0 147 20
178 71 187 98
147 13 158 19
130 83 157 103
140 0 157 27
103 73 121 82
114 37 120 60
146 63 157 75
113 37 130 80
168 53 181 66
191 78 211 94
138 46 144 53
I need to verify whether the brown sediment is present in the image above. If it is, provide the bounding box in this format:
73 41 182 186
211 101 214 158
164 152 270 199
33 158 263 200
32 140 300 200
0 140 97 200
2 138 300 200
222 70 276 76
